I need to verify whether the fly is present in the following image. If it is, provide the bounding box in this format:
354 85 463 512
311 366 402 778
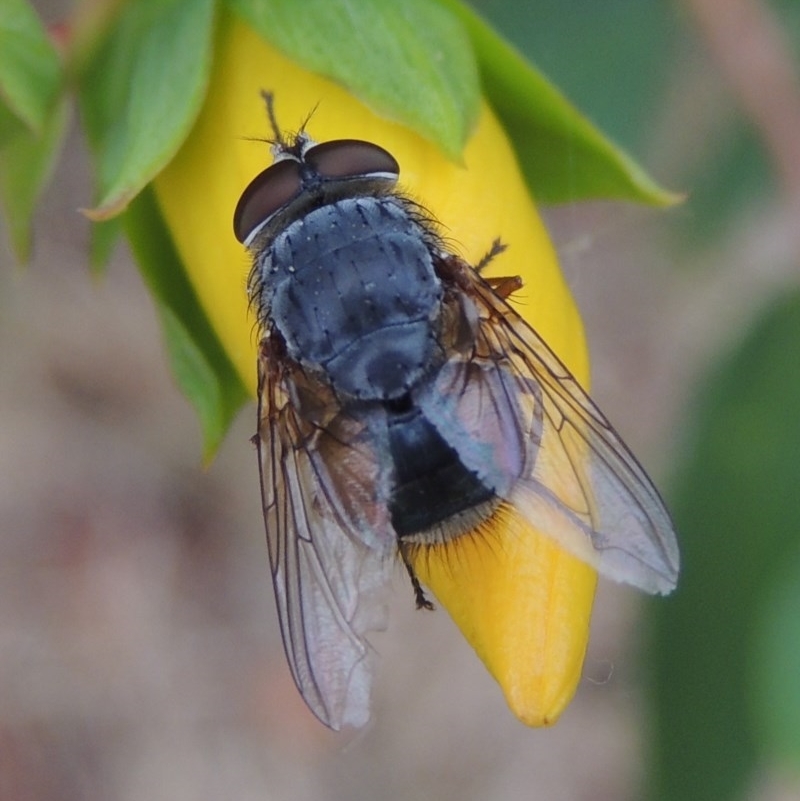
233 91 679 730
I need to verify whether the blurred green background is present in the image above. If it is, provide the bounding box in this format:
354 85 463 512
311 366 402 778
1 1 799 800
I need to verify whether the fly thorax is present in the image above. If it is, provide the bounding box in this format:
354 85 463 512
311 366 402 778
264 197 444 401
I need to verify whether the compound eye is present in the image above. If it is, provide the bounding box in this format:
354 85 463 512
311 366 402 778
233 159 303 243
305 139 399 182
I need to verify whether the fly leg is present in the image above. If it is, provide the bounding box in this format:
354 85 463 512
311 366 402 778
400 549 434 610
475 239 522 300
474 238 508 272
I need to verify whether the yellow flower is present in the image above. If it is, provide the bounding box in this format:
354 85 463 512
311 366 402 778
154 13 597 726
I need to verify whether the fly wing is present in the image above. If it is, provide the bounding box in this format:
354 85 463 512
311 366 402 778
440 261 679 594
257 353 393 730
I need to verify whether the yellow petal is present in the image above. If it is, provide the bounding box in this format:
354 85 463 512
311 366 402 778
153 11 597 726
410 505 597 725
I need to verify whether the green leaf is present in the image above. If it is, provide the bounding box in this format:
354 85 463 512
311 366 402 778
0 0 62 134
466 0 679 156
649 291 800 801
225 0 670 203
158 306 229 454
79 0 216 218
0 96 68 262
439 0 677 205
753 545 800 772
123 187 249 459
228 0 481 159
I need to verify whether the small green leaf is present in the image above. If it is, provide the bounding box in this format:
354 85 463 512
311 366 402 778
439 0 677 205
158 305 229 457
123 187 249 459
649 291 800 801
79 0 216 218
0 0 62 134
228 0 481 159
753 546 800 772
0 96 68 262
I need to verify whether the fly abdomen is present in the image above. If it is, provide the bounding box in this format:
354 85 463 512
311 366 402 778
387 399 495 539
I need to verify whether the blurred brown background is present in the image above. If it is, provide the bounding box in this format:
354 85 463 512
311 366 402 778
3 1 800 799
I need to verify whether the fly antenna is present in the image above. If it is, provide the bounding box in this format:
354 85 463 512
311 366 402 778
298 101 320 135
260 89 286 147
